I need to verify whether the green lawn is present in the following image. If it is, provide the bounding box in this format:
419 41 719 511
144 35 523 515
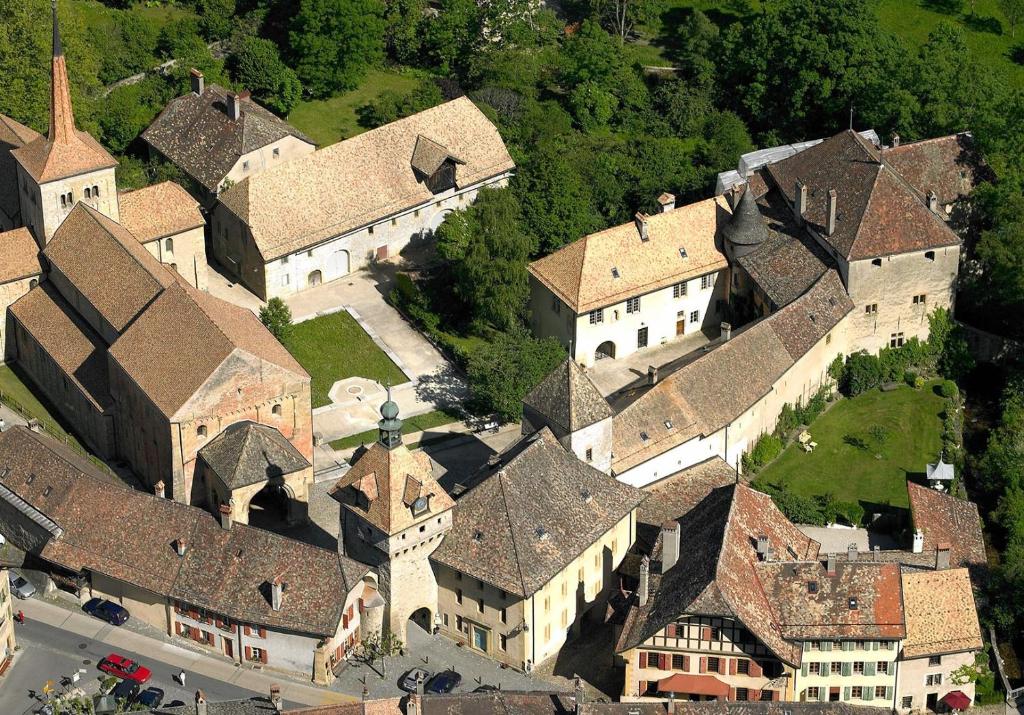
752 383 948 509
0 365 83 448
635 0 1024 86
287 69 422 147
282 311 408 408
329 408 464 451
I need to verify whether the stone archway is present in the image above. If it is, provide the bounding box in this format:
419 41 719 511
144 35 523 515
308 269 323 287
247 482 296 529
595 340 617 361
408 607 433 635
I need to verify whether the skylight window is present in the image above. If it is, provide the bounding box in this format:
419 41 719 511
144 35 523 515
808 581 818 594
473 530 484 542
535 527 549 541
640 431 649 442
848 597 858 610
611 267 620 279
678 247 688 259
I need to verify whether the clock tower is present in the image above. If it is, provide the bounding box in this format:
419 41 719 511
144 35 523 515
330 396 455 643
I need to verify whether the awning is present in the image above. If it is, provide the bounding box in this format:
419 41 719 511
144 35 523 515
656 673 731 698
941 691 972 710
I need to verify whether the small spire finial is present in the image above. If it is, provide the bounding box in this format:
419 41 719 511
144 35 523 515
52 0 63 58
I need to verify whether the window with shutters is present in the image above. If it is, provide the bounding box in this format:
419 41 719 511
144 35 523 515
807 688 820 701
853 661 865 674
851 687 863 699
708 657 720 672
877 661 889 674
710 626 720 640
831 662 842 675
809 662 822 675
672 654 685 670
876 686 887 699
926 674 942 686
810 641 821 651
760 690 773 702
737 659 749 675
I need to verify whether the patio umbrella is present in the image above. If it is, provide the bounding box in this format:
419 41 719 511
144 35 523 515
941 690 972 711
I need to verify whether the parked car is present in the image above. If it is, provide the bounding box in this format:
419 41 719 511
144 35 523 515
137 687 164 708
98 653 151 684
426 670 463 694
399 667 432 693
111 679 140 704
8 570 36 599
83 598 130 625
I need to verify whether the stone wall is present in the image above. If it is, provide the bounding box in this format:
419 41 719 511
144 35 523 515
142 225 209 291
0 274 39 358
17 164 119 244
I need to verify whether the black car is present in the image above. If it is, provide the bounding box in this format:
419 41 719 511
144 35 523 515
426 670 463 694
111 679 140 704
137 687 165 708
83 598 130 626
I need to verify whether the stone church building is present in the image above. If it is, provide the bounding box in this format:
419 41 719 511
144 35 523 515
0 4 313 526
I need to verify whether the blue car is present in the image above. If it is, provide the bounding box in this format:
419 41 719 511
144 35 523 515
111 679 140 704
426 670 463 694
137 687 164 708
83 598 130 626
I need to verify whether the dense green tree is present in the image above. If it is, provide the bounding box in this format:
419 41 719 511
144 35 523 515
436 188 531 332
259 297 294 342
356 78 443 129
98 77 167 152
384 0 425 65
999 0 1024 37
197 0 238 40
466 329 566 420
228 36 302 114
421 0 482 75
289 0 385 97
589 0 662 40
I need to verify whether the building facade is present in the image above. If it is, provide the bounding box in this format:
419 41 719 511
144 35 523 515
0 567 15 665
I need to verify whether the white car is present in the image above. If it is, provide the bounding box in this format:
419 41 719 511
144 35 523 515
8 570 36 599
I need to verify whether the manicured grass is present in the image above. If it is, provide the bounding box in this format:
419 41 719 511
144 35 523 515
636 0 1024 87
752 383 948 510
329 408 464 451
287 69 422 147
282 311 408 408
0 365 82 448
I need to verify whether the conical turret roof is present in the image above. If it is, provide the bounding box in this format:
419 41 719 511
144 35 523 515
722 185 769 247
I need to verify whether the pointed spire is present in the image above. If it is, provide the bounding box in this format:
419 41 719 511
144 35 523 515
49 0 77 145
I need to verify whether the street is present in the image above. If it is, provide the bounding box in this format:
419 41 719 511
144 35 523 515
0 617 283 714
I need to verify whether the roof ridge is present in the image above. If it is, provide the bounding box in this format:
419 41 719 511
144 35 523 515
496 469 530 596
846 163 883 259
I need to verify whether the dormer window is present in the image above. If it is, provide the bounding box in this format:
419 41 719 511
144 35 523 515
848 597 858 610
411 495 429 516
808 581 818 594
871 258 882 267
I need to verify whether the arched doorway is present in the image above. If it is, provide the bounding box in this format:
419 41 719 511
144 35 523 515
595 341 616 361
408 607 432 635
307 270 323 287
248 482 292 529
332 249 350 277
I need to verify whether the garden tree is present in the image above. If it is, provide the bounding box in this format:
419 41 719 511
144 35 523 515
359 631 403 677
197 0 238 40
466 328 566 420
157 17 205 58
926 308 975 380
513 139 603 254
436 189 532 332
0 0 102 133
95 12 160 85
653 78 716 138
589 0 662 40
558 20 623 90
289 0 385 97
716 0 912 142
973 218 1024 328
228 36 302 114
976 380 1024 498
999 0 1024 37
421 0 483 76
259 297 293 342
908 23 1006 139
356 78 444 129
673 9 720 87
697 110 754 173
98 77 168 153
384 0 425 65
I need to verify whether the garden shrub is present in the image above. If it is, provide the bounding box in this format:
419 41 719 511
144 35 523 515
904 369 918 387
744 433 783 473
390 273 441 333
940 379 960 400
843 351 885 396
775 403 798 438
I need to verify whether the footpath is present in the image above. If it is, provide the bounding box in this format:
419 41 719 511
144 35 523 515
21 598 354 707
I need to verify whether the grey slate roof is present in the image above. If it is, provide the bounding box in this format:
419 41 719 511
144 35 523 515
722 185 768 247
522 358 612 434
198 421 310 489
141 85 313 192
431 428 644 598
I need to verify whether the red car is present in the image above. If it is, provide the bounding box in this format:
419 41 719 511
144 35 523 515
99 653 151 684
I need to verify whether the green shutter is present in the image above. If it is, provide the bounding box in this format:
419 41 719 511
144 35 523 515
842 641 853 652
842 662 852 677
824 641 833 652
885 687 894 701
819 688 828 703
803 641 811 652
871 640 879 651
802 663 809 677
865 661 876 676
843 687 851 701
865 687 874 702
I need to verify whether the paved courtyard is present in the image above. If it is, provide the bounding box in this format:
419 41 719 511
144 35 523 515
586 328 714 396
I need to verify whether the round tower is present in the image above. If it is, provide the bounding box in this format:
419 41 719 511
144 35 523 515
722 184 769 261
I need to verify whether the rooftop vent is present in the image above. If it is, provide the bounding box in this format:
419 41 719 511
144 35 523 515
535 527 549 541
581 489 592 503
808 581 819 594
611 267 620 279
678 247 688 259
473 530 484 542
26 473 35 484
664 420 673 429
42 486 52 497
848 597 858 610
640 431 649 442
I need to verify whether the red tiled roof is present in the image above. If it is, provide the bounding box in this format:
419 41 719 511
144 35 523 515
657 673 730 697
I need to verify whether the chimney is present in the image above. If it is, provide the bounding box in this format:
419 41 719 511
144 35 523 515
927 190 939 213
219 501 233 530
271 575 285 611
239 89 251 101
195 690 208 715
647 365 659 386
826 553 837 576
175 538 188 557
635 212 650 241
720 322 732 342
764 546 774 562
416 670 425 696
667 693 677 714
794 181 808 225
912 529 924 554
154 480 165 499
638 555 650 607
270 685 283 712
226 92 241 121
756 535 769 560
892 133 901 148
935 543 951 571
662 521 680 573
826 189 838 236
657 193 676 213
847 543 858 563
574 676 585 715
190 68 204 96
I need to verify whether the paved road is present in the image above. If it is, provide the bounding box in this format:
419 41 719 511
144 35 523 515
0 617 278 714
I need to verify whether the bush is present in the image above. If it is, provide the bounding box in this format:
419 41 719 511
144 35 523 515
827 500 866 526
795 387 828 424
743 433 783 473
904 369 918 387
843 351 885 396
389 273 441 333
940 379 960 400
775 403 798 438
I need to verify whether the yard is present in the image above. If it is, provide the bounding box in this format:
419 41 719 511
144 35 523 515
752 383 948 509
329 407 464 451
634 0 1024 86
282 310 408 408
0 365 83 449
287 69 423 147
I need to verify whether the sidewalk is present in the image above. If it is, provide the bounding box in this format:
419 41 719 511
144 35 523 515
22 598 354 707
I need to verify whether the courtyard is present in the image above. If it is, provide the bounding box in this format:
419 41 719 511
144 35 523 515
752 383 948 510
